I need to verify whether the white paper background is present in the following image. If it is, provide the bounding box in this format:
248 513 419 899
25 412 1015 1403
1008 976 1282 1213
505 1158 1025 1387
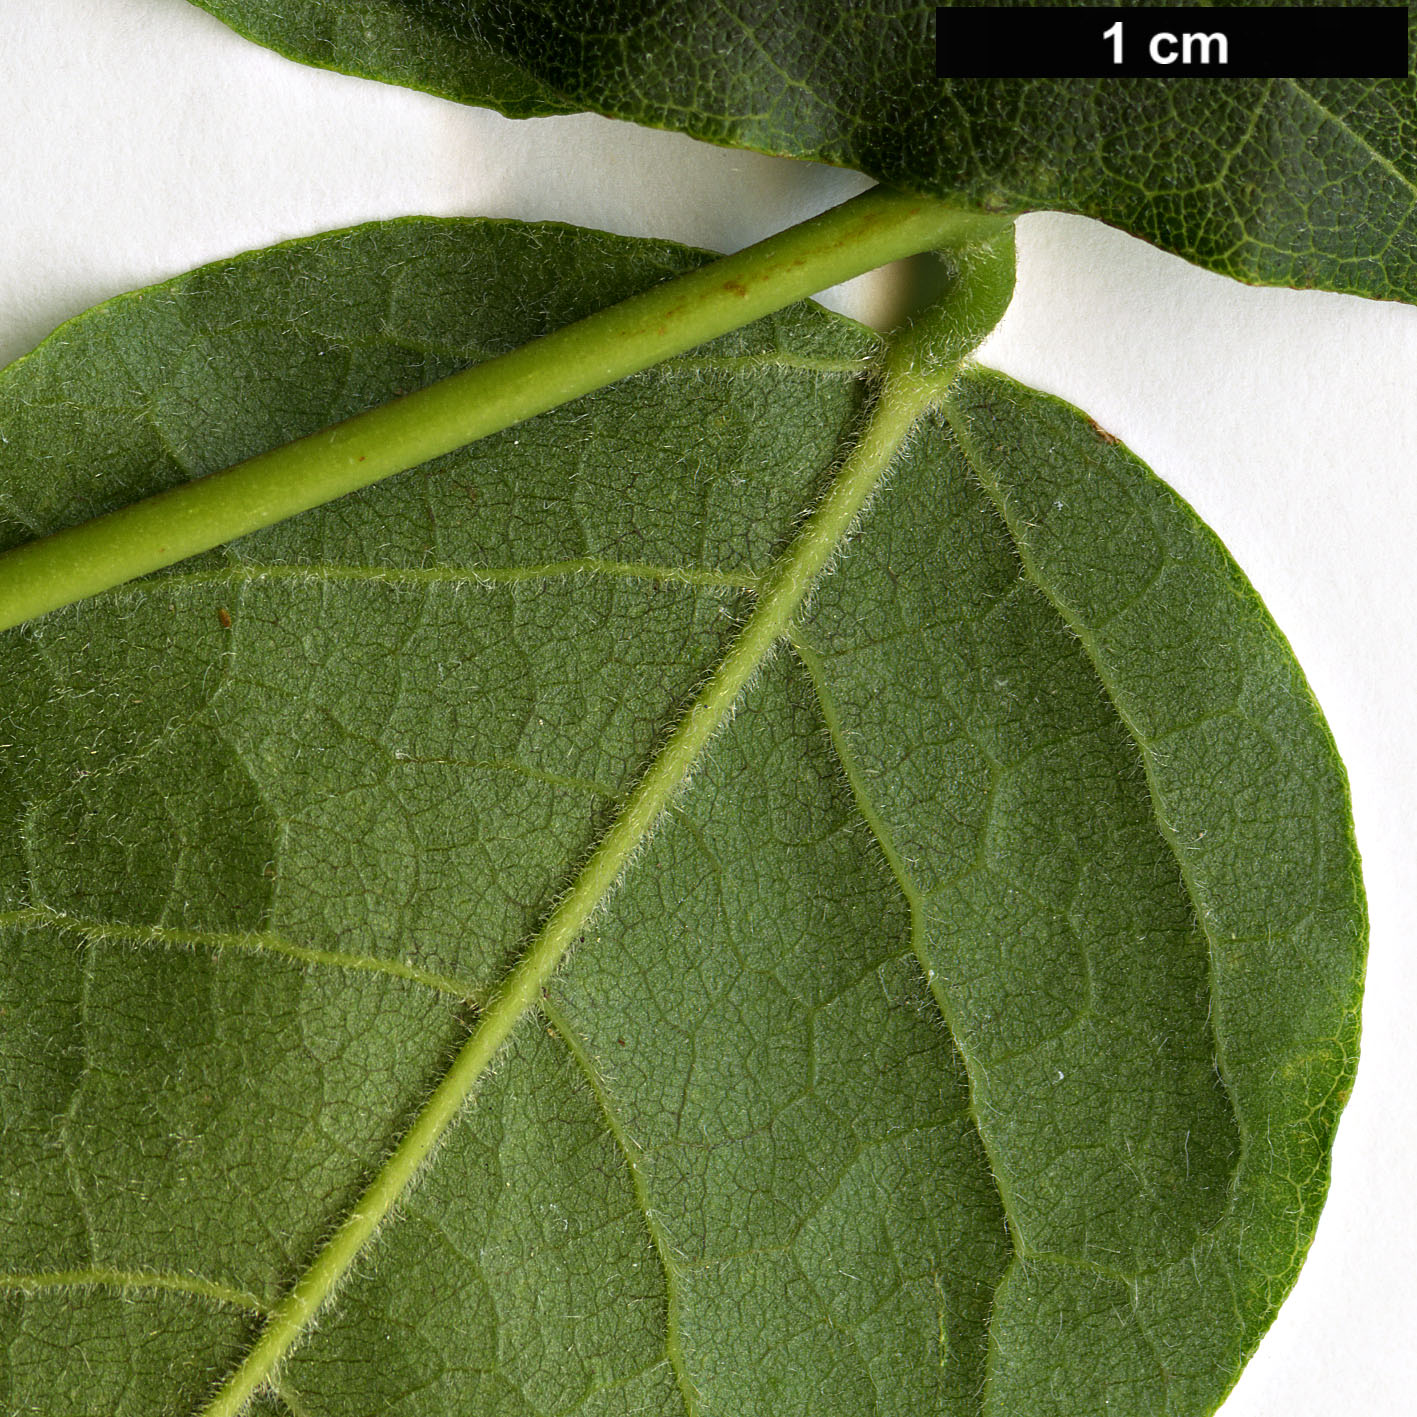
2 3 1414 1412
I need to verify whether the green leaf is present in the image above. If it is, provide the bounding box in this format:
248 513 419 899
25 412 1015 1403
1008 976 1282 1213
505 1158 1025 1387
0 218 1362 1415
188 0 1417 305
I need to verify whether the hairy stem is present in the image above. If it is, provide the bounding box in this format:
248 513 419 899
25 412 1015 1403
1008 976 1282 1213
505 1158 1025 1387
0 188 1006 634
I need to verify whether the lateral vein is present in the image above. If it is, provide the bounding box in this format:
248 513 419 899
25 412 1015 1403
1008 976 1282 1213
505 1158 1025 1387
940 389 1246 1207
0 1269 266 1313
788 631 1022 1248
542 995 700 1417
92 558 760 600
0 905 476 1002
195 356 940 1417
1283 79 1417 200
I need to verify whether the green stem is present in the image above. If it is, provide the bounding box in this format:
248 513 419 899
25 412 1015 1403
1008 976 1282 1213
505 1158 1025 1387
0 188 1006 634
195 343 956 1417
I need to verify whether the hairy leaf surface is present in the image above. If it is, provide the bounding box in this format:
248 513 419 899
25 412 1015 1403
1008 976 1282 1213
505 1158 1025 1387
188 0 1417 304
0 220 1363 1415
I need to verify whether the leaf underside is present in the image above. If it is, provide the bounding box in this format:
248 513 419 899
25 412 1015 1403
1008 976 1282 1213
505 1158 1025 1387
0 220 1362 1416
188 0 1417 305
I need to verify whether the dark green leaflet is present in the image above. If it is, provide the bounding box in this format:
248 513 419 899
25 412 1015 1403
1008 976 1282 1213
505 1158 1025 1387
190 0 1417 305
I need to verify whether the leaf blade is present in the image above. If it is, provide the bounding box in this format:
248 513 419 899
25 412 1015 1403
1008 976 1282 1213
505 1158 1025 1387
0 218 1362 1415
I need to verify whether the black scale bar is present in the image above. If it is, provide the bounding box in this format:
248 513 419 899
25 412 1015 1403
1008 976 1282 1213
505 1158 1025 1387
936 6 1410 78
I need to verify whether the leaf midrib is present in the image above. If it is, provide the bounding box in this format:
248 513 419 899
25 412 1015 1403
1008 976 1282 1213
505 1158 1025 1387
194 355 947 1417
